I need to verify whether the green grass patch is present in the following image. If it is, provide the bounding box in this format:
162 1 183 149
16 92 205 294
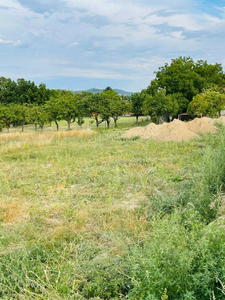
0 122 225 299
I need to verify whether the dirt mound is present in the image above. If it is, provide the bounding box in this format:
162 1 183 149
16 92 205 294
186 117 217 134
123 117 223 142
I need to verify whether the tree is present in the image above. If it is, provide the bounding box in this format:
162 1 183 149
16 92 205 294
146 57 225 112
110 97 129 127
104 86 112 92
130 92 145 122
37 83 51 105
194 60 225 88
0 104 11 132
44 91 81 130
60 91 79 130
44 96 63 131
142 89 179 123
97 91 111 128
0 77 51 106
100 88 130 128
187 89 225 118
29 105 48 131
9 104 29 132
16 78 39 104
169 93 189 114
84 93 110 127
102 89 122 127
0 77 17 105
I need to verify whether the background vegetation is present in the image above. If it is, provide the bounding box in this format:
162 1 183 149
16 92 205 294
1 56 225 132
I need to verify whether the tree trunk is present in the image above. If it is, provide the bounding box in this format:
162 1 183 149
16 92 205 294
67 119 71 130
7 125 9 133
40 125 44 132
95 116 99 127
22 123 24 132
0 126 2 132
136 115 139 122
106 119 110 129
35 123 38 131
55 120 59 131
113 117 118 127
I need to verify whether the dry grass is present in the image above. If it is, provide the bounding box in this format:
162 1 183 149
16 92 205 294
0 128 96 142
0 200 30 224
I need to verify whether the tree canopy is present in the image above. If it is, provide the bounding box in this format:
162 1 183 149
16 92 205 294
142 89 179 123
187 89 225 118
130 92 145 121
0 77 51 105
146 57 225 113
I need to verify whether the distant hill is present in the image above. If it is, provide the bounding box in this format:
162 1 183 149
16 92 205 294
86 87 133 96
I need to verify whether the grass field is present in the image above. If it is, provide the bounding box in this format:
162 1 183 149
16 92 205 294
0 119 225 299
0 116 148 133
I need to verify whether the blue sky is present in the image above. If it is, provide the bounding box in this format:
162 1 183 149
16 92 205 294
0 0 225 92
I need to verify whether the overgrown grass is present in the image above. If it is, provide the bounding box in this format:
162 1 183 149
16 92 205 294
0 123 224 299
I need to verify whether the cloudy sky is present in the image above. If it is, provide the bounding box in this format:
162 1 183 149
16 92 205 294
0 0 225 92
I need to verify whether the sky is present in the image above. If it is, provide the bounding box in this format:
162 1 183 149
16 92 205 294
0 0 225 92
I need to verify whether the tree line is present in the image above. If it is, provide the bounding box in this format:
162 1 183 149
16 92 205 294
0 84 130 132
1 56 225 132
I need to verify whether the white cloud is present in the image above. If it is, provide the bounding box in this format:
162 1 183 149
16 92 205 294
0 38 13 44
0 38 21 45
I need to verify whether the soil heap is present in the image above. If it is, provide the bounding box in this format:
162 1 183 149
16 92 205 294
123 116 225 142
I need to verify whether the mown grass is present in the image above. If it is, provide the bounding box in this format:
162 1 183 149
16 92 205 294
0 121 225 299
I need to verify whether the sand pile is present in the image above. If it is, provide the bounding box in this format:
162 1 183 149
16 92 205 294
123 116 225 142
186 117 217 134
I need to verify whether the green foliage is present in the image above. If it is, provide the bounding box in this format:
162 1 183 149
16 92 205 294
44 95 63 130
82 92 111 127
187 129 225 222
29 104 48 130
146 57 225 112
188 89 225 117
130 92 145 121
58 91 79 130
126 213 225 300
77 116 84 126
142 89 179 123
102 89 129 127
104 86 113 91
170 93 189 114
0 104 11 131
0 77 50 105
0 76 18 104
9 103 29 131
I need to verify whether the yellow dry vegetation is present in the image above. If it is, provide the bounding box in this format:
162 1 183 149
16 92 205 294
0 128 96 142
